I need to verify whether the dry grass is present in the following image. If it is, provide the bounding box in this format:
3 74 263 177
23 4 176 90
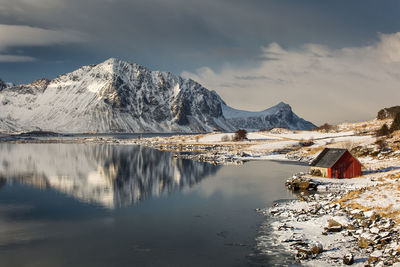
334 172 400 225
302 146 324 156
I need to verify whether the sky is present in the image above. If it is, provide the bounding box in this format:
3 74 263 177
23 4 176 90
1 0 400 124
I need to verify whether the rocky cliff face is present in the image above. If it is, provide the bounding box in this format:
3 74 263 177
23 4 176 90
0 58 314 133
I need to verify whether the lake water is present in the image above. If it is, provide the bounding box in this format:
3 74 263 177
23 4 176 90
0 143 307 266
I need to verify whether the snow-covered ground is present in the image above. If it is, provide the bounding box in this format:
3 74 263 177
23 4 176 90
258 158 400 266
197 132 280 142
145 129 376 163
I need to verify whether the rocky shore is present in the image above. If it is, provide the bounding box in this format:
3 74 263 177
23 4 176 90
257 174 400 266
129 137 315 165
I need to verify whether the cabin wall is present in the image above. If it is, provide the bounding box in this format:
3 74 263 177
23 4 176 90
310 167 329 177
331 151 362 178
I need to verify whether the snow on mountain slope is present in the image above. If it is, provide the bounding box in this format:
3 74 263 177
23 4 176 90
0 58 233 133
219 99 316 130
0 58 315 133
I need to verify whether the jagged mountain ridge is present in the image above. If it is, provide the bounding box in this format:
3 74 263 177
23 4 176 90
0 58 315 133
220 99 316 130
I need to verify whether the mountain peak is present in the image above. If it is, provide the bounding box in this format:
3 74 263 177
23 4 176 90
95 58 121 73
273 101 290 109
101 57 122 66
277 101 288 106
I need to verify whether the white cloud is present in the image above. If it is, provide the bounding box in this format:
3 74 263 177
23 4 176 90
0 24 86 62
0 54 36 62
182 32 400 125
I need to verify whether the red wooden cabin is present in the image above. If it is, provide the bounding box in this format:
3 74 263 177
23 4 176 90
310 148 362 178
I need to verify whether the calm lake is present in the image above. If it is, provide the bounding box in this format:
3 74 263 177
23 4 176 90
0 143 307 266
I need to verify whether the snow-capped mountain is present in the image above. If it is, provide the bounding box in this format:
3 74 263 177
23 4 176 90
0 58 315 133
0 58 232 133
220 100 316 130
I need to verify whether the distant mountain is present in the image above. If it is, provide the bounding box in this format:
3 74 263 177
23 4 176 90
219 99 316 130
0 58 315 133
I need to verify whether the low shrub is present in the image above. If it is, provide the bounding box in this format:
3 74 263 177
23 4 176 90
299 140 314 147
390 112 400 132
233 129 247 141
220 135 230 142
376 123 390 137
315 123 337 132
375 138 387 150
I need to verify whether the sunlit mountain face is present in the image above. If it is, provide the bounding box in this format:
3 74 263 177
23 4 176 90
0 143 220 208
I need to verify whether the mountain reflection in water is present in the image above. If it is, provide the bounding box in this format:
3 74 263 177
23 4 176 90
0 143 220 208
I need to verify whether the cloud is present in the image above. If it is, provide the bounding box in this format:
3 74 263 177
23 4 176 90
0 24 86 62
182 32 400 125
0 54 36 62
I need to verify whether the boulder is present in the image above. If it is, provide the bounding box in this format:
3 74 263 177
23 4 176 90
325 219 343 232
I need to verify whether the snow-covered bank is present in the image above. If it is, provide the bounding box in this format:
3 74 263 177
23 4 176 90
125 128 377 165
258 164 400 266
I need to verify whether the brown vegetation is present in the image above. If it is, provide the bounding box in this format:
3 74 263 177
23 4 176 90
233 129 247 141
390 112 400 132
376 123 390 137
315 123 338 132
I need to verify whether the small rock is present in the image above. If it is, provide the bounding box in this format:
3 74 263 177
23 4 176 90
368 250 383 263
326 225 342 233
343 253 354 265
310 242 323 254
284 233 305 242
328 219 343 227
370 250 383 257
370 227 380 234
358 237 372 248
295 251 308 261
379 231 390 238
364 210 375 218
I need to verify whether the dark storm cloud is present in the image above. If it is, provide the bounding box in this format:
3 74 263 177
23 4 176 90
1 0 400 81
1 0 400 124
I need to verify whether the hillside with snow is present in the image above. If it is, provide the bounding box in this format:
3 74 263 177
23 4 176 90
0 58 314 133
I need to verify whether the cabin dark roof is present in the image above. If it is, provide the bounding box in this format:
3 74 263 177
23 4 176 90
310 148 348 168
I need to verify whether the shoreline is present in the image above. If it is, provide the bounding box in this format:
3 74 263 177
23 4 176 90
258 170 400 266
0 131 317 165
